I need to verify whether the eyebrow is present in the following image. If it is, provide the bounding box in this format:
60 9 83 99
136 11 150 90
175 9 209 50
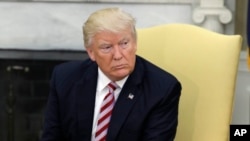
119 38 129 42
98 43 112 48
98 36 130 47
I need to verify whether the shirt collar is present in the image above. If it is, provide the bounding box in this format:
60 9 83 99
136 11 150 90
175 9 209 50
97 67 128 91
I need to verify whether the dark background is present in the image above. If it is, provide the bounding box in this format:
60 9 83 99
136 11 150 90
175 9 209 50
0 49 87 141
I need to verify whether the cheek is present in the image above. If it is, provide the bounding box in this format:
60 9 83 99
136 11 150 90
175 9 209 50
128 45 137 56
130 43 137 52
96 55 112 67
125 48 137 65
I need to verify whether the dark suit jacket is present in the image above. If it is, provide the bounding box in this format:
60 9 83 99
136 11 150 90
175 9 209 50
41 55 182 141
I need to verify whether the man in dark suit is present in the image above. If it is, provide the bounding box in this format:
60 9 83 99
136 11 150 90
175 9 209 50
41 7 181 141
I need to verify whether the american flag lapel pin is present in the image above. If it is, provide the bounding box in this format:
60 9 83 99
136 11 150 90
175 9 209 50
128 93 134 100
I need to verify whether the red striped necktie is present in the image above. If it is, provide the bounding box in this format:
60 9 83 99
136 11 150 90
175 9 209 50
95 82 117 141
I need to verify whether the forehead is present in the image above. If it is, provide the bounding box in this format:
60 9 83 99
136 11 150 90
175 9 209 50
94 30 132 43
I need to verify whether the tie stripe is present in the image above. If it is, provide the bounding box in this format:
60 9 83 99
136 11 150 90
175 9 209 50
95 82 117 141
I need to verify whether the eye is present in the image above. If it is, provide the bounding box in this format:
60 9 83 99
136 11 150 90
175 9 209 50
119 40 129 48
100 45 112 53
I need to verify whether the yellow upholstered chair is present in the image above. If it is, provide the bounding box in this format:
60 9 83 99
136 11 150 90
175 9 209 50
136 23 242 141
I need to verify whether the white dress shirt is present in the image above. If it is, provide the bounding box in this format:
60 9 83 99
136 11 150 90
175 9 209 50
91 68 128 141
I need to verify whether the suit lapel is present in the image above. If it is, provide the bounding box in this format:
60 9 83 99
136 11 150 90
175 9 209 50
73 56 144 140
107 56 144 140
75 62 98 140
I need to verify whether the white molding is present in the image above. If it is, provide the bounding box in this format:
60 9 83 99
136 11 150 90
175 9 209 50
192 7 232 24
192 0 232 34
33 0 195 4
0 2 193 50
200 0 224 8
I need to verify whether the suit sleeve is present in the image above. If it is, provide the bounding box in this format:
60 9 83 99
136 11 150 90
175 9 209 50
40 67 64 141
142 81 182 141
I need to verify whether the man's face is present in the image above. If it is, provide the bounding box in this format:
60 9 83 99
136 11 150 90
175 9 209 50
86 29 137 81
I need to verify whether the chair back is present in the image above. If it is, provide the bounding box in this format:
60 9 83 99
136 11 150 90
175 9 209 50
136 23 242 141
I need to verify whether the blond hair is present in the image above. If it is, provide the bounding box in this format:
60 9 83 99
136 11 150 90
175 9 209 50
82 7 136 48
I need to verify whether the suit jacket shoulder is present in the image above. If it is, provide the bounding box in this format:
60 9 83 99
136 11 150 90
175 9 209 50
108 56 182 141
51 59 97 95
133 55 181 90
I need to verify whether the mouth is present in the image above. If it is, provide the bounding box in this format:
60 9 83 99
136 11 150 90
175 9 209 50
113 64 127 69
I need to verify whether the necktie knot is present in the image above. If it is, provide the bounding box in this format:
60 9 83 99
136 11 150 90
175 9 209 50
108 82 118 93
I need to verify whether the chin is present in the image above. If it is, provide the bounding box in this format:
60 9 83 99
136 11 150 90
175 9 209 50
112 72 130 81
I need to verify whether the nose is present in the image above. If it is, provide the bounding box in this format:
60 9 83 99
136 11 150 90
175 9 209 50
113 45 122 60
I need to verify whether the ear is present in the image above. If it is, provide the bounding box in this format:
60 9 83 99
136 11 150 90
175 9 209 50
86 47 96 61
